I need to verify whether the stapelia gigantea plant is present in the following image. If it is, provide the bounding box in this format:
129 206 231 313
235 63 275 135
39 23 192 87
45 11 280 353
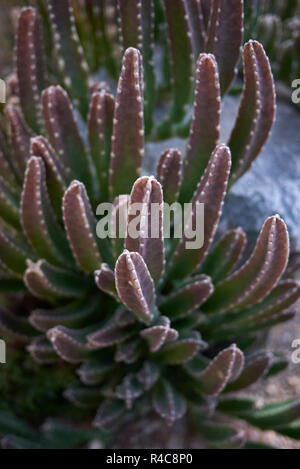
1 0 300 449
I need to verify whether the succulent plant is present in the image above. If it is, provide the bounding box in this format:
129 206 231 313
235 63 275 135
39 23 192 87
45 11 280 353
244 0 300 88
0 0 300 449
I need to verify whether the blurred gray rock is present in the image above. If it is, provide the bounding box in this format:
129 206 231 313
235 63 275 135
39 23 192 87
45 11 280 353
220 95 300 253
145 95 300 252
